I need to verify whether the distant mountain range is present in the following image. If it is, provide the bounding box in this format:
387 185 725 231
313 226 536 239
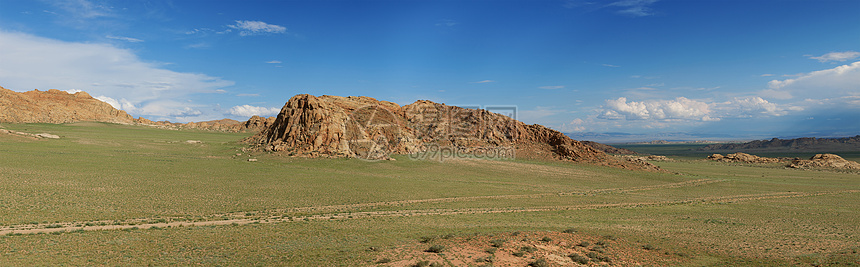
699 136 860 152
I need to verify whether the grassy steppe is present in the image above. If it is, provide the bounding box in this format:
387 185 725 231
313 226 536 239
1 123 858 266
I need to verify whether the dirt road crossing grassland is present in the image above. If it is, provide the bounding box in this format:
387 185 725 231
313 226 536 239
1 123 858 266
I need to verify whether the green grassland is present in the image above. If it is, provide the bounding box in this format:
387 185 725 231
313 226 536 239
1 123 858 266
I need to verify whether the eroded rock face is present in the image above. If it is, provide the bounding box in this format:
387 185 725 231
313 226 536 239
789 154 860 170
707 152 791 164
246 94 660 170
0 86 134 124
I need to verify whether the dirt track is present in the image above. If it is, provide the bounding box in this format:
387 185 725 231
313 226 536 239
2 178 855 236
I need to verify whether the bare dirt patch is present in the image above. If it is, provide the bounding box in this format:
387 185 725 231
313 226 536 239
373 230 684 266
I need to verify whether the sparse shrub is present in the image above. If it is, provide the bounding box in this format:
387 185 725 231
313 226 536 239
45 224 63 229
412 261 443 267
602 235 616 240
512 251 525 257
490 239 505 248
562 228 577 234
475 255 494 263
541 236 553 242
642 244 658 250
442 233 455 239
596 240 609 246
520 246 538 253
376 258 391 264
485 247 498 254
419 236 436 243
577 241 591 247
529 258 551 267
569 253 590 264
425 244 445 253
586 251 611 262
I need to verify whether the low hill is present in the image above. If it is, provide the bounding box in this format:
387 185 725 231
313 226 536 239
0 85 274 133
244 94 659 170
0 86 133 124
581 140 638 155
135 116 275 133
699 136 860 152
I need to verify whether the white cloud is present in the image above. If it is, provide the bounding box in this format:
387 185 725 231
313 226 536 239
602 63 620 67
266 60 282 64
227 105 281 117
106 35 143 43
539 85 564 90
470 80 496 84
607 0 659 17
96 95 138 113
809 51 860 63
0 30 234 120
50 0 112 19
599 97 711 121
716 97 787 118
767 61 860 99
598 96 789 122
227 20 287 36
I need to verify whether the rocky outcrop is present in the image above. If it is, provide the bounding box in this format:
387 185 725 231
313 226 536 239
707 153 795 164
134 116 276 133
700 136 860 152
788 154 860 170
245 94 660 170
0 86 134 124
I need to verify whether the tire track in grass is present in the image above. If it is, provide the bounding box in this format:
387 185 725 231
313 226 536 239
0 178 721 235
3 189 857 236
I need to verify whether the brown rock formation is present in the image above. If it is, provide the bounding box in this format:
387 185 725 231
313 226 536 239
707 152 793 164
0 86 133 124
788 154 860 170
134 116 276 133
245 94 660 170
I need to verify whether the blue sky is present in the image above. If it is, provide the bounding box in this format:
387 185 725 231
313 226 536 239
0 0 858 141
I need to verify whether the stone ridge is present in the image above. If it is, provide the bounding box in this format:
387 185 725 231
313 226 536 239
245 94 660 170
0 86 134 124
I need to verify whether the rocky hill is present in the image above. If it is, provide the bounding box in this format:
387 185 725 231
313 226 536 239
581 141 637 155
0 86 275 133
135 116 275 133
0 86 134 124
245 94 659 170
699 136 860 152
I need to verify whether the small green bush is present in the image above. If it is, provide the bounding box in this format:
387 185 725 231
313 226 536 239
562 228 577 234
529 258 550 267
425 244 445 253
490 239 505 247
541 236 552 242
569 253 590 264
